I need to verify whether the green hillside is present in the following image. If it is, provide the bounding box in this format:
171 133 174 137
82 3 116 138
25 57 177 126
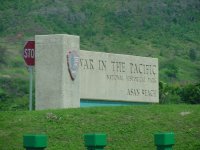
0 0 200 108
0 105 200 149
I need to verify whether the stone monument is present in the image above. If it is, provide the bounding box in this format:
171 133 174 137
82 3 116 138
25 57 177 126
35 34 159 110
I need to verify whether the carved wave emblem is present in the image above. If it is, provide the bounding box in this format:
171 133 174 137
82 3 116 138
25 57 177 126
67 50 79 80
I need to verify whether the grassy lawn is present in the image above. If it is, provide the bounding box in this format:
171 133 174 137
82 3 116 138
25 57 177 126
0 104 200 149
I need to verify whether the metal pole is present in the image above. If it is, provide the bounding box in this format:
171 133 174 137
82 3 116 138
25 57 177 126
29 66 33 111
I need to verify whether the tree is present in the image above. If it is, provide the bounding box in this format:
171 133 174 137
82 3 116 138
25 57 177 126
165 63 179 79
189 48 196 61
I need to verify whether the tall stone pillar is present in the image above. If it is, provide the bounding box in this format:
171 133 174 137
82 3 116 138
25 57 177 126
35 34 80 110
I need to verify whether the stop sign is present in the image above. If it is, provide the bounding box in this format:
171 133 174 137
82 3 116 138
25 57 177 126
23 41 35 66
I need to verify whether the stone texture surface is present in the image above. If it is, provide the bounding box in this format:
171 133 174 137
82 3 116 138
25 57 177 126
79 50 159 103
35 34 80 110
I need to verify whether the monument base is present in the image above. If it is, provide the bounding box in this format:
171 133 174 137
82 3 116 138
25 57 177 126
80 99 148 107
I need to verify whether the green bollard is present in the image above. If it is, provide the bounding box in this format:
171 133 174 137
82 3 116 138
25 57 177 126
154 132 175 150
84 133 107 150
23 134 48 150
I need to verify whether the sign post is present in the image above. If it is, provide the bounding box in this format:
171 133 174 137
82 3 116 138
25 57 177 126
23 41 35 111
29 66 33 111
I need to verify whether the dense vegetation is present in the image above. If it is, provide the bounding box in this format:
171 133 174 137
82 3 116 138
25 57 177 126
0 0 200 109
0 105 200 149
159 81 200 104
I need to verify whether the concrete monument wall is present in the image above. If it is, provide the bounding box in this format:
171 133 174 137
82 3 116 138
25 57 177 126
35 34 159 110
79 50 159 103
35 34 80 110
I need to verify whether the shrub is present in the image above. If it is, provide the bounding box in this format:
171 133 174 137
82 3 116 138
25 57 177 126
159 81 182 104
180 83 200 104
0 88 10 102
0 45 7 66
159 81 200 104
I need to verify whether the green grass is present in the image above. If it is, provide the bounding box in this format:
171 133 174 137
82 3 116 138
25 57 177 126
0 105 200 149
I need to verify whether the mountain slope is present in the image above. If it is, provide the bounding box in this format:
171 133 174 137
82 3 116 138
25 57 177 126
0 0 200 108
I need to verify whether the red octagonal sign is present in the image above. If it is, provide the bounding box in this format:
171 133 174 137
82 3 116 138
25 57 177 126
23 41 35 66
